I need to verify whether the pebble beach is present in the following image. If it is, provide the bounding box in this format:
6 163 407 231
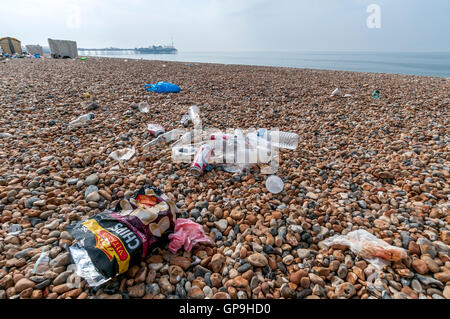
0 56 449 299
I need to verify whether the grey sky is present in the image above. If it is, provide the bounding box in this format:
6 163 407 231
1 0 449 51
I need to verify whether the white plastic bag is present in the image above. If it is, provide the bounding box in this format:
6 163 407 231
322 229 407 270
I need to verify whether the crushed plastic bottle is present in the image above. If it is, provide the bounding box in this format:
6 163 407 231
32 246 50 275
143 128 185 148
68 113 95 128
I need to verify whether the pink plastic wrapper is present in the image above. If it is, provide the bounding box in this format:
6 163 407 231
168 219 213 254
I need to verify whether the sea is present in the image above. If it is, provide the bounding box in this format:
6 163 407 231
79 50 450 78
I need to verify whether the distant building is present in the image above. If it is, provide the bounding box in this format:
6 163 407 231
26 44 44 56
48 38 78 58
0 37 22 55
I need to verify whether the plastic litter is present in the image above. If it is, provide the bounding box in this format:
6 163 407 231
145 81 180 93
168 219 213 254
171 144 199 163
67 186 178 287
109 147 135 161
147 123 165 137
322 229 407 270
0 132 12 138
331 88 341 96
181 114 190 127
83 92 91 98
138 102 150 113
188 105 201 127
143 106 298 176
68 113 95 128
190 144 213 176
32 246 50 275
265 175 284 194
80 57 87 61
254 129 299 150
143 128 185 148
344 94 352 98
372 90 380 99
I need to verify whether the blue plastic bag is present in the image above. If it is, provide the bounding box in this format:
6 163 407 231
145 81 180 93
34 54 40 58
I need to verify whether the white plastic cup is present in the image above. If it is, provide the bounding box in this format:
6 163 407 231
265 175 284 194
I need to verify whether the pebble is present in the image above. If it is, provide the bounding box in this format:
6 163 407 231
84 174 99 186
247 253 268 267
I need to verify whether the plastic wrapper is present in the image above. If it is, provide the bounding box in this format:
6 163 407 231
108 147 135 161
322 229 408 270
145 82 180 93
168 219 213 254
32 246 50 275
67 186 178 287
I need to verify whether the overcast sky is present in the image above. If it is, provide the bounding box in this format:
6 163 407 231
1 0 449 52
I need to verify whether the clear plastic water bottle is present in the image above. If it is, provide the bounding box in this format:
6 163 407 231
188 105 201 127
69 113 95 127
256 129 298 150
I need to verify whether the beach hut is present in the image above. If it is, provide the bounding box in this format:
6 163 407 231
48 38 78 58
0 37 22 55
26 44 44 56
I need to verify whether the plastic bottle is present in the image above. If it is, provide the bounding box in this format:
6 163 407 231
181 114 190 127
171 145 199 163
68 113 95 127
143 129 184 148
188 105 201 127
256 129 299 150
171 131 194 148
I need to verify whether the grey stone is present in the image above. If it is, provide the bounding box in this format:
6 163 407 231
85 174 99 186
84 185 98 198
49 252 71 268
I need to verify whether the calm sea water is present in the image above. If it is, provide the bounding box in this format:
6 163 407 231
79 50 450 78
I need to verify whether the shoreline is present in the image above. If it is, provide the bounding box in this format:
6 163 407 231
75 53 450 79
